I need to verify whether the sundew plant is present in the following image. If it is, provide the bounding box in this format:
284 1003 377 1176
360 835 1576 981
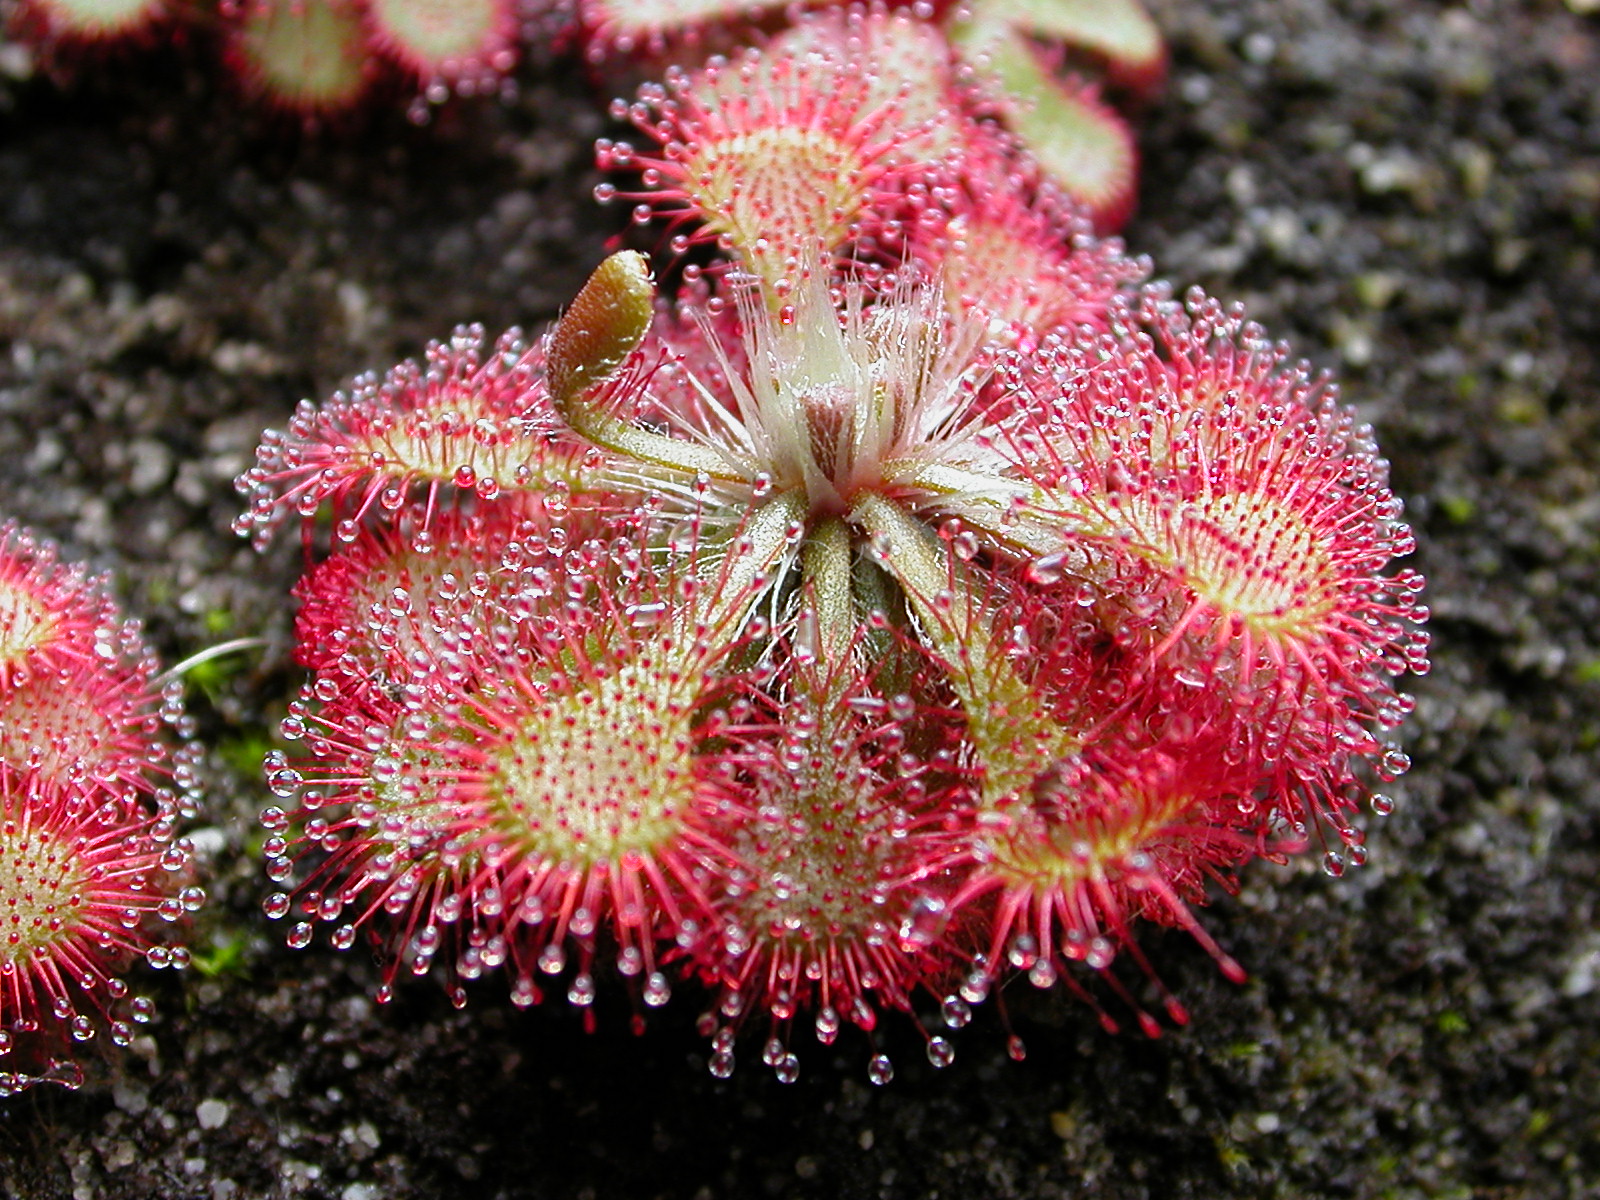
227 4 1430 1084
0 524 203 1097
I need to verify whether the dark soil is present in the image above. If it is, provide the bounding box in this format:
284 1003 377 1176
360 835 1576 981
1 2 1597 1197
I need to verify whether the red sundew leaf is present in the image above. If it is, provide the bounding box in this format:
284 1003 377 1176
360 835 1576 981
0 661 169 802
363 0 519 84
1006 284 1428 832
0 770 180 1078
0 520 131 690
16 0 163 40
900 178 1149 341
954 19 1140 233
975 0 1166 95
264 501 789 1018
602 33 949 284
294 499 534 678
765 4 971 167
681 640 975 1082
577 0 791 67
233 325 603 551
0 522 179 809
946 729 1256 1036
226 0 374 113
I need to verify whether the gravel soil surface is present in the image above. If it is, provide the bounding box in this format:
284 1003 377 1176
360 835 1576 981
0 1 1597 1197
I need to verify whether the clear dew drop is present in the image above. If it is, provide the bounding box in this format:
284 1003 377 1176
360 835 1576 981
1377 747 1412 781
538 944 566 975
926 1037 955 1069
567 974 596 1007
642 972 671 1008
1007 935 1039 970
267 768 303 798
941 995 972 1029
814 1006 840 1044
1026 553 1067 585
509 977 539 1008
867 1054 894 1086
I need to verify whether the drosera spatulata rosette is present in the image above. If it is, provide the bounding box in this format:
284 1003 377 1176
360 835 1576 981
245 216 1424 1086
235 7 1425 1083
0 521 205 1097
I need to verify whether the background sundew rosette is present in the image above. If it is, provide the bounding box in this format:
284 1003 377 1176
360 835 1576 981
0 521 204 1096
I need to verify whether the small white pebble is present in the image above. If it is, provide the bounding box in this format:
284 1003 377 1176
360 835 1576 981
266 1063 294 1098
1242 32 1276 64
1562 939 1600 998
112 1078 150 1116
185 827 228 861
196 1098 231 1130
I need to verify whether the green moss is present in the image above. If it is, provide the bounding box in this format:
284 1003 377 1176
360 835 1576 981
1572 659 1600 685
1497 390 1542 424
1214 1135 1250 1174
190 932 251 980
218 731 273 783
186 656 234 701
1354 272 1400 309
1437 493 1476 525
